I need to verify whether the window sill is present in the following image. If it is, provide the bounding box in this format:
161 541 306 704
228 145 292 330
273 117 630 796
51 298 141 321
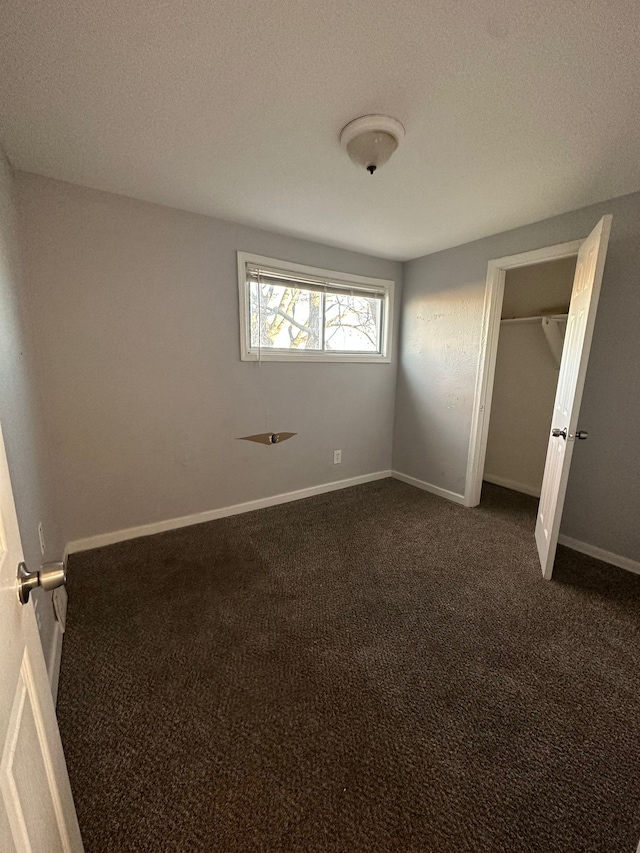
241 351 392 363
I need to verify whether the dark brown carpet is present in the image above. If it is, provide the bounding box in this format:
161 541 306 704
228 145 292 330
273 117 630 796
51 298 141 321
57 480 640 852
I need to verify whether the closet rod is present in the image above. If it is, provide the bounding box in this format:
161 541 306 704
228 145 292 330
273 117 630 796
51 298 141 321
500 313 568 325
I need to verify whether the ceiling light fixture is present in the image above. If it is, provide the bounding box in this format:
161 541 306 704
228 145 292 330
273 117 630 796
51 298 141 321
340 114 405 175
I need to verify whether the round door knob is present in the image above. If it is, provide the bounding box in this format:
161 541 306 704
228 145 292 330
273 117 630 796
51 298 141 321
552 428 567 440
576 430 589 440
17 559 67 605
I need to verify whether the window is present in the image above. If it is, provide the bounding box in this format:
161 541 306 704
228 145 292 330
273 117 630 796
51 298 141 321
238 253 394 362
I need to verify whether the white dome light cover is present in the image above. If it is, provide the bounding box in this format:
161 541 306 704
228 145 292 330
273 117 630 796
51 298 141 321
340 115 405 174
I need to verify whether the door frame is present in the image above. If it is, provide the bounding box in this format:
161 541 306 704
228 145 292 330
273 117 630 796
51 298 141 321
464 239 584 507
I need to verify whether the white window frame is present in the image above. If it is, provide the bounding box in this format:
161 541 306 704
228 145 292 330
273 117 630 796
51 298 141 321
237 252 394 363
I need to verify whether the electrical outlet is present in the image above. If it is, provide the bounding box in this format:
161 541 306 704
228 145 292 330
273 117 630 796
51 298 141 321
333 450 342 464
38 522 45 555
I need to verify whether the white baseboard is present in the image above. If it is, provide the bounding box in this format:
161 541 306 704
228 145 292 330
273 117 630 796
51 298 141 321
483 473 541 498
558 534 640 575
391 470 466 505
66 470 392 554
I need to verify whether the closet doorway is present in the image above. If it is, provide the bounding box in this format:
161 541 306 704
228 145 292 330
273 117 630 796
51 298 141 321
483 256 577 498
465 219 613 579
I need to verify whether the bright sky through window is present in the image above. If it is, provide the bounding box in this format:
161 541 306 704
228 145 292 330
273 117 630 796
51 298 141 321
238 253 394 363
249 283 382 353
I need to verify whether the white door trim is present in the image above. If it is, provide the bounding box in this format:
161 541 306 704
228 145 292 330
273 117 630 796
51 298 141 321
464 239 584 507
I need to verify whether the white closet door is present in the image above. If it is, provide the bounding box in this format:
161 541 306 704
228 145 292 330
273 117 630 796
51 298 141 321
535 216 612 579
0 421 83 852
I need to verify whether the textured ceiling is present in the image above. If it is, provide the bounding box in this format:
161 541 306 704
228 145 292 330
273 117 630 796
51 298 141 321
1 0 639 260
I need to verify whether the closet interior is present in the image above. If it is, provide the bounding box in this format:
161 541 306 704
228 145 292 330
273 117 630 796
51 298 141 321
483 256 578 499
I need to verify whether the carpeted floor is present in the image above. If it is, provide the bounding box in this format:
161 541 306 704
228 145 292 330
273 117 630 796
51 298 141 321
57 480 640 852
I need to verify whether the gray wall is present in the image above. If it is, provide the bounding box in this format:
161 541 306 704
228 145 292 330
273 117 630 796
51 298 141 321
0 154 61 655
12 170 639 567
393 191 640 562
16 173 402 545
